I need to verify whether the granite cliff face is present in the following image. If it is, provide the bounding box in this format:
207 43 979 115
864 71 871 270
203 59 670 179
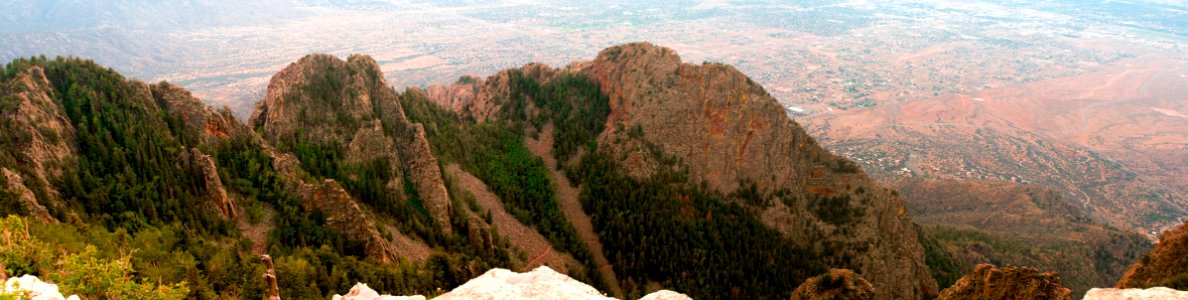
249 54 452 235
573 43 937 299
938 264 1071 300
1118 219 1188 289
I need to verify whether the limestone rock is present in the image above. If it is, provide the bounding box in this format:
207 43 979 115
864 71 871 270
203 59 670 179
333 283 426 300
339 266 687 300
938 264 1071 300
790 269 876 300
638 290 692 300
2 275 80 300
1084 287 1188 299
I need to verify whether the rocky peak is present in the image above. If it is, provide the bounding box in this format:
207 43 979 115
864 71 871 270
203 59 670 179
938 264 1071 300
250 53 396 146
251 53 453 235
577 42 819 193
571 42 937 299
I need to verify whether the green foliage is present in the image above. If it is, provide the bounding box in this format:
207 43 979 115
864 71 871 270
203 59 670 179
572 152 825 299
3 56 227 234
0 57 522 299
402 79 605 289
0 216 189 299
1162 272 1188 290
811 194 863 226
917 226 962 289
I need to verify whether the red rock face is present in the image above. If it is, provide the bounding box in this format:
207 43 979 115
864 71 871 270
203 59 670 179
939 264 1072 300
571 43 936 299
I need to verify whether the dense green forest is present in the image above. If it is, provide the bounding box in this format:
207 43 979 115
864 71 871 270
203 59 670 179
399 71 610 289
0 57 508 299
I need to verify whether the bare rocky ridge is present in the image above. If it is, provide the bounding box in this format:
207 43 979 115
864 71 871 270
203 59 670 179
249 53 453 235
790 269 876 300
308 179 401 263
938 264 1072 300
570 42 937 299
177 147 236 218
151 82 246 147
1118 219 1188 289
0 66 77 218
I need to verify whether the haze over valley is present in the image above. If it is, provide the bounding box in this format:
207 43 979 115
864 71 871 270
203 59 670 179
2 0 1187 299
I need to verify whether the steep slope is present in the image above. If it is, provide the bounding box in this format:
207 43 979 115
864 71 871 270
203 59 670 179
413 43 936 299
1118 219 1188 290
0 64 76 223
574 43 937 299
897 178 1151 296
0 57 519 299
249 53 453 236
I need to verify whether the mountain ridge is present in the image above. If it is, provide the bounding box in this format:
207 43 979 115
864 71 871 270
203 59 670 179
0 44 1176 299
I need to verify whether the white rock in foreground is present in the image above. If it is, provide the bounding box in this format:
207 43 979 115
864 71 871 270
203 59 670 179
1084 287 1188 300
335 266 691 300
333 282 426 300
2 275 80 300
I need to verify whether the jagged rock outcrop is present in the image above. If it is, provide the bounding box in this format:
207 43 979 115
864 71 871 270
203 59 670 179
177 147 236 218
1 168 54 223
426 75 482 113
151 82 246 146
308 179 399 263
393 122 452 234
467 216 495 252
570 42 937 299
249 54 453 235
335 266 690 300
938 264 1071 300
1085 287 1188 299
790 269 876 300
1118 219 1188 289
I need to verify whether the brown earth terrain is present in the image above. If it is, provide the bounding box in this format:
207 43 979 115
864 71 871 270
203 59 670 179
525 124 623 297
896 178 1150 297
444 164 580 273
804 54 1188 237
